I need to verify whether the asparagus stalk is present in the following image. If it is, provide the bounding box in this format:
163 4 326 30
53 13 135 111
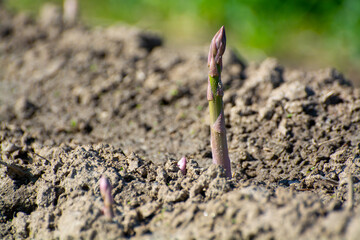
100 176 115 220
207 26 231 178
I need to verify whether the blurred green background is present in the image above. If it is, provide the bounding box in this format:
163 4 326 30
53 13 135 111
4 0 360 86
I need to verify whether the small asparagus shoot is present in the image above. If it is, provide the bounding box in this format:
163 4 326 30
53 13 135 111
100 176 115 220
207 26 231 178
177 156 187 175
63 0 78 25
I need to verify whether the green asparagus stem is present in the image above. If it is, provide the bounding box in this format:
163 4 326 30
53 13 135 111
207 26 231 178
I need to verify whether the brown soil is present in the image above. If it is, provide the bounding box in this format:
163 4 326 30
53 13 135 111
1 5 360 240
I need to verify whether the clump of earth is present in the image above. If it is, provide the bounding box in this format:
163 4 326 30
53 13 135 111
1 4 360 240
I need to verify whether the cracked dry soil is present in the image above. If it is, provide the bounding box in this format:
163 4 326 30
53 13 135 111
1 6 360 240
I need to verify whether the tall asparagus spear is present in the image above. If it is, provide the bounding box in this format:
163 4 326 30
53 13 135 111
207 26 231 178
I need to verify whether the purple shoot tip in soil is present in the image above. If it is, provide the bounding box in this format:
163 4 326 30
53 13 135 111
207 26 232 178
177 156 187 175
100 175 115 220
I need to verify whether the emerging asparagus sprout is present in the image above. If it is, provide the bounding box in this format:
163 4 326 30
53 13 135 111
177 156 187 175
99 176 115 220
207 26 232 178
63 0 78 25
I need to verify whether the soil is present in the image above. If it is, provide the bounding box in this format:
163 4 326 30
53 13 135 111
1 5 360 240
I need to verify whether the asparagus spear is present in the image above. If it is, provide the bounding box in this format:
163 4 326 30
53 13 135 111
100 176 115 220
207 26 231 178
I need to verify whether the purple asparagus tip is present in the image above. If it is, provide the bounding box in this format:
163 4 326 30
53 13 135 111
177 156 187 175
208 26 226 76
100 176 115 220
